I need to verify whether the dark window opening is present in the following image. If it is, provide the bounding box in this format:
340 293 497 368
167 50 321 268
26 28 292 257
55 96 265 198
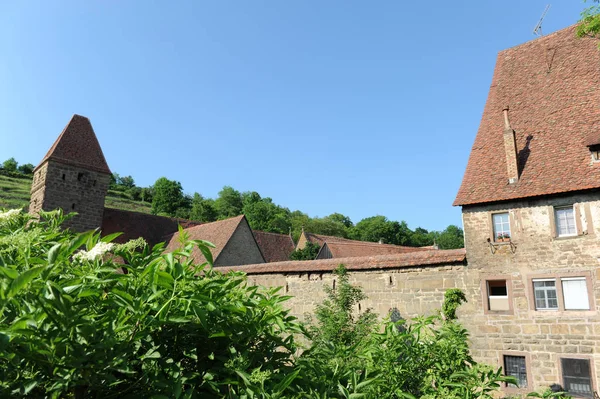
78 173 83 181
285 283 289 293
93 180 97 186
71 203 76 210
562 358 593 397
389 276 393 285
488 280 508 296
358 303 362 312
333 280 336 290
503 355 527 388
486 280 509 312
62 174 66 181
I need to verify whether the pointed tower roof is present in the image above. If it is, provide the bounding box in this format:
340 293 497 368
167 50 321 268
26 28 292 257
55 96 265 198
35 114 111 174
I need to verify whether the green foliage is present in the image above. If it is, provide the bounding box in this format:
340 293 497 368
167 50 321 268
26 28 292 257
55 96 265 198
0 209 302 398
215 186 243 219
442 288 467 321
17 163 34 175
190 193 218 222
351 215 409 245
435 225 464 250
527 387 572 398
151 177 186 216
2 158 18 173
242 192 292 234
577 0 600 40
289 242 320 260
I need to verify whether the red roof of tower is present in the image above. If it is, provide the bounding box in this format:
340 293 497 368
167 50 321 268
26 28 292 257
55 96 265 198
454 25 600 206
35 114 111 175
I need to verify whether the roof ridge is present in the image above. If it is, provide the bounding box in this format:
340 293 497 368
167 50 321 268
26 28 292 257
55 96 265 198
253 230 290 237
327 240 424 249
498 23 578 54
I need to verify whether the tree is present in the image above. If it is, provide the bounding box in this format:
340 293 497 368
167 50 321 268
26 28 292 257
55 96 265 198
2 158 17 172
151 177 185 216
215 186 243 219
17 163 34 175
410 226 435 247
327 213 353 228
577 0 600 40
290 242 320 260
119 175 135 188
189 193 218 222
436 225 464 249
351 215 402 244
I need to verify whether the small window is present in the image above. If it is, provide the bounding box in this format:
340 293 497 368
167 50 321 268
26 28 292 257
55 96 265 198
503 355 528 388
77 172 83 181
487 280 509 311
493 213 511 242
555 206 577 237
592 149 600 162
561 358 593 397
561 277 590 310
71 203 76 210
533 279 559 310
62 174 66 181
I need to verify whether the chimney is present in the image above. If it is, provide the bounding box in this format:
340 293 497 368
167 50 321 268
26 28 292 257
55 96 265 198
502 106 519 184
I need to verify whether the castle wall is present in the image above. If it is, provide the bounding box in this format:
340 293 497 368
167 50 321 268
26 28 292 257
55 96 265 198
32 161 110 232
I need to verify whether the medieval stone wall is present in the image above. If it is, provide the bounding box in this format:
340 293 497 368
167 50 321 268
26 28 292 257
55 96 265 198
32 161 110 232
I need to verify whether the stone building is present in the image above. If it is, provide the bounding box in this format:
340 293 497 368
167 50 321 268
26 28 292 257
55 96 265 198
222 25 600 397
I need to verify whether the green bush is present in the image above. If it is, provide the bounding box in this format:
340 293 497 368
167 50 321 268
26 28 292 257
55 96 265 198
0 209 571 398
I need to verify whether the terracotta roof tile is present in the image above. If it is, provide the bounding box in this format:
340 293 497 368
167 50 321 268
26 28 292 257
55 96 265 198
164 215 246 264
218 249 466 275
101 208 200 246
304 232 354 246
253 230 295 262
454 25 600 206
36 114 111 175
322 241 429 258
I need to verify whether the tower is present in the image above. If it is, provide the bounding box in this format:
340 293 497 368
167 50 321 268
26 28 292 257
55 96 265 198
30 115 111 232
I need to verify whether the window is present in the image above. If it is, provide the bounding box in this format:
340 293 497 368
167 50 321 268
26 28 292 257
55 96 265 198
531 276 591 311
562 278 590 310
503 355 528 388
533 279 559 310
493 212 511 242
487 280 509 311
555 206 577 237
561 358 593 397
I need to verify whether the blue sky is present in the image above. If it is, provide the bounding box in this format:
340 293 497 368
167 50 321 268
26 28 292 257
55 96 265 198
0 1 586 231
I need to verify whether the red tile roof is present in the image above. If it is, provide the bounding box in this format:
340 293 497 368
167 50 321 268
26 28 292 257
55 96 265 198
304 232 354 246
36 114 111 175
101 207 200 246
253 230 295 262
454 25 600 206
164 215 249 265
321 241 429 258
218 248 466 275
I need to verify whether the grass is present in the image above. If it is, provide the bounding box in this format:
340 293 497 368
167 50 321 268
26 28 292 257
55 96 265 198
0 174 152 214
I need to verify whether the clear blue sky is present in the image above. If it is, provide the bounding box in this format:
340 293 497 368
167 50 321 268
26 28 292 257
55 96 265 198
0 1 586 231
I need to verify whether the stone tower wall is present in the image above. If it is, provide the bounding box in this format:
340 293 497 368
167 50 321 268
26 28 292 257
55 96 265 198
30 160 110 232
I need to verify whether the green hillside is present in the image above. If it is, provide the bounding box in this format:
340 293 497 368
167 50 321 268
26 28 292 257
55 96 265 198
0 174 152 214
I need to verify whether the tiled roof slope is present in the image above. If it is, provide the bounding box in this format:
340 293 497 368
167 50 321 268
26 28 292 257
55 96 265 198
218 248 466 275
454 25 600 206
164 215 246 264
304 232 356 246
101 208 200 246
322 241 429 258
253 230 295 262
36 114 111 174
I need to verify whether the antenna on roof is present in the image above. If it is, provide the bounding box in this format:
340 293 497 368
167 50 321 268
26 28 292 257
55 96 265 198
533 5 551 36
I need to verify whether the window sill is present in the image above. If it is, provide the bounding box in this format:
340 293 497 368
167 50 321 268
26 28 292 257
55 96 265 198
492 241 514 246
553 234 582 241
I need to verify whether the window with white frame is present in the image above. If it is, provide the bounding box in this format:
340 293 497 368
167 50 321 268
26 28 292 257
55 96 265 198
533 279 559 310
503 355 528 388
561 358 593 397
492 212 511 242
532 277 590 311
555 206 577 237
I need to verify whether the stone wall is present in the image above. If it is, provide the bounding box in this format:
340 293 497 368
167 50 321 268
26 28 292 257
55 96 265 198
461 191 600 395
31 160 110 232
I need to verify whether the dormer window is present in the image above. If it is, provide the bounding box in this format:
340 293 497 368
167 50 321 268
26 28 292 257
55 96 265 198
586 143 600 162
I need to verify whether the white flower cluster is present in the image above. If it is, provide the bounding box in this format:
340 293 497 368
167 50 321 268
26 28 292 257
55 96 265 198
0 208 21 223
73 242 115 262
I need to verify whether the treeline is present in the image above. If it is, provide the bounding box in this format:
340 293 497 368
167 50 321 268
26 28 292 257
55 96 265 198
112 174 464 249
1 155 463 249
0 158 35 178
